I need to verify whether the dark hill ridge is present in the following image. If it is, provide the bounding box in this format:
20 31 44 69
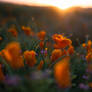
0 2 92 44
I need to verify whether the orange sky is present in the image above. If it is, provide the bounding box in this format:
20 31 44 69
1 0 92 8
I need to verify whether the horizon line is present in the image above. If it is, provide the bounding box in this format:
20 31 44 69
0 0 92 8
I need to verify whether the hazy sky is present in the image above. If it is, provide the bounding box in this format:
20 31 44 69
0 0 92 8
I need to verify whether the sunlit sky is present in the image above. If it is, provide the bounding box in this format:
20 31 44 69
0 0 92 9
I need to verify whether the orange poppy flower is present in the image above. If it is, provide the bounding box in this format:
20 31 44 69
24 50 37 67
44 48 48 57
2 42 24 69
37 31 46 41
82 40 92 52
54 56 71 88
22 26 32 36
52 34 72 49
51 49 62 62
1 49 12 62
52 34 64 43
8 28 18 37
82 43 86 48
86 52 92 63
87 40 92 52
68 45 74 55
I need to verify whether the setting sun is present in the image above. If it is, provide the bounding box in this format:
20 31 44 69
55 5 71 10
32 0 74 10
51 0 73 10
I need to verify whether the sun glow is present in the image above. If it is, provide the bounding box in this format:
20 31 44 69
55 5 71 10
1 0 92 9
29 0 79 10
52 2 73 10
31 0 74 10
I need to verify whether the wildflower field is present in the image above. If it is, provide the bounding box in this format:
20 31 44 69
0 2 92 92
